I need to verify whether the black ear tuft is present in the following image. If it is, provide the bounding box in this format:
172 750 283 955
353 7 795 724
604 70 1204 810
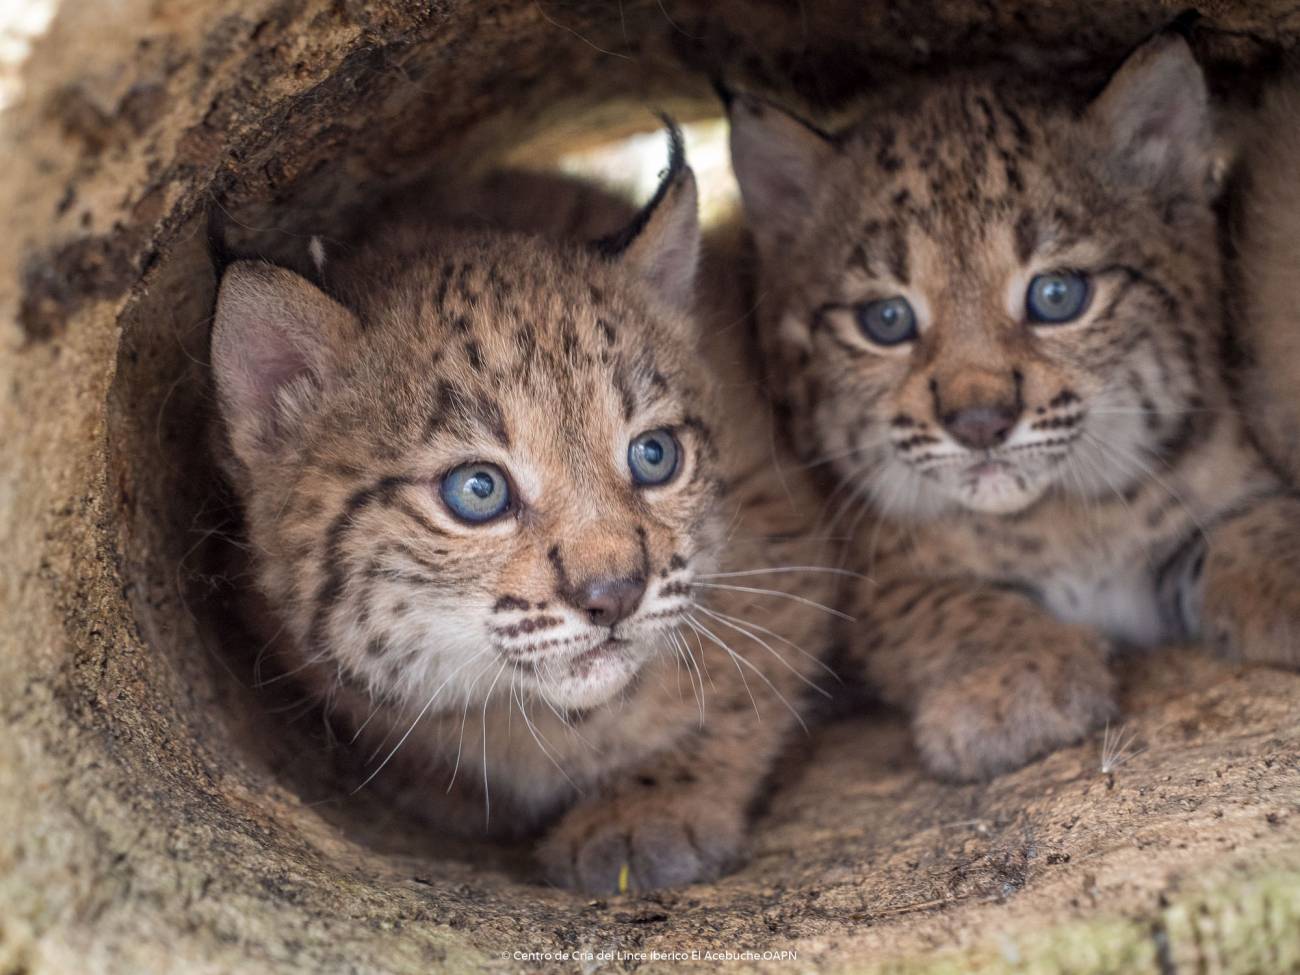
206 202 237 279
593 115 700 311
710 76 736 110
722 89 842 149
726 91 841 261
1164 8 1201 40
593 114 688 260
206 201 332 289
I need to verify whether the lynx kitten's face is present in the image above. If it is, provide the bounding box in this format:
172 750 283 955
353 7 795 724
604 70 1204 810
730 37 1222 517
212 157 719 714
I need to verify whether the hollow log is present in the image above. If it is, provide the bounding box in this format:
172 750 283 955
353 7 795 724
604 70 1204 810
1 2 1297 971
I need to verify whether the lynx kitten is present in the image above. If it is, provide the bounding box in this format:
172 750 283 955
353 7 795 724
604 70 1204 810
210 130 836 891
726 34 1300 781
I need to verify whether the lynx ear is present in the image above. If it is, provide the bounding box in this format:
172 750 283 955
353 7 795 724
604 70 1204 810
1086 32 1213 195
726 92 839 259
211 261 359 467
595 118 700 310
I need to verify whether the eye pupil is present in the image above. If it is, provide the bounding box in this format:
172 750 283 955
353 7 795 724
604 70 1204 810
856 296 917 346
628 429 680 486
440 463 510 523
1027 271 1090 324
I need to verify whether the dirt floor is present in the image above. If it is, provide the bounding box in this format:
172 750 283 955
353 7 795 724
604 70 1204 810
307 648 1300 971
2 1 1299 972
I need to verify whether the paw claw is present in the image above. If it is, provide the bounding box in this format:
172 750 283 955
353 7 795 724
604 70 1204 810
540 801 743 895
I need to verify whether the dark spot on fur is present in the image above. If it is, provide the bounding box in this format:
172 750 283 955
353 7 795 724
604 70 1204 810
464 340 483 371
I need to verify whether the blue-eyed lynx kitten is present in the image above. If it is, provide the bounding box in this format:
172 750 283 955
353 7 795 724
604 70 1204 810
210 130 836 893
725 33 1300 782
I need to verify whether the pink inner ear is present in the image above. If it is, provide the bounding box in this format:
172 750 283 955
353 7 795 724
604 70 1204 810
728 99 834 252
1132 80 1199 146
641 186 700 305
1092 37 1209 187
211 262 357 443
252 350 313 409
223 324 317 421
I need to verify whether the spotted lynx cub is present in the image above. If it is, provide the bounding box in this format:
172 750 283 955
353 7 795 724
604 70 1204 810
725 33 1300 782
210 131 835 892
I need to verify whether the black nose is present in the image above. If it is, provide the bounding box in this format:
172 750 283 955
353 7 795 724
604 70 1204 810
942 405 1020 450
576 576 646 627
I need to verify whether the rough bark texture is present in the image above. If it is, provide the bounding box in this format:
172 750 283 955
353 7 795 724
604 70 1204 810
1 1 1298 972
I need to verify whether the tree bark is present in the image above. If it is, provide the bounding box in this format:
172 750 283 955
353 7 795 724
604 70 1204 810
1 1 1298 971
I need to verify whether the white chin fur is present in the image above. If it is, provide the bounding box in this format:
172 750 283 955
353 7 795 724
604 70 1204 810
869 453 1053 518
526 641 650 710
948 472 1048 515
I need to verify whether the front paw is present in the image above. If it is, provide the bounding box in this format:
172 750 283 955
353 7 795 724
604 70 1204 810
912 632 1117 782
538 794 744 895
1202 552 1300 669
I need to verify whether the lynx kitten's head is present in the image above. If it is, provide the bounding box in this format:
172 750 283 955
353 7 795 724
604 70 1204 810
729 35 1225 517
212 137 721 715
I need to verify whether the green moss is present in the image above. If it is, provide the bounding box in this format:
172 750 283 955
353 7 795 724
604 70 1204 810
860 871 1300 975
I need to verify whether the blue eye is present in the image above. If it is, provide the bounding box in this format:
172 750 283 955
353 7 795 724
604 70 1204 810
628 429 680 486
855 296 917 346
1026 271 1091 324
440 462 511 523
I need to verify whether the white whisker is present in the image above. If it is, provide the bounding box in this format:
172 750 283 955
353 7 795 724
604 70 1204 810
695 605 833 698
700 565 865 580
353 650 485 792
701 605 841 682
797 435 892 472
694 582 854 620
513 671 579 791
1082 430 1208 539
687 615 808 732
668 629 706 726
479 659 511 827
447 656 497 793
687 617 758 720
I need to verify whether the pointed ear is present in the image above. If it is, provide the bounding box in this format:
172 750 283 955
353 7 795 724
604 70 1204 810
726 92 839 259
211 261 358 468
1086 33 1214 196
594 119 700 310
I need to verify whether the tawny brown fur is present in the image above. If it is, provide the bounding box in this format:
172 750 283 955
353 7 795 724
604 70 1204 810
1236 74 1300 483
211 151 837 894
728 35 1300 782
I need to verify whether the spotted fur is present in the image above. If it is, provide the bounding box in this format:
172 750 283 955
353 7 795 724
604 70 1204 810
211 141 835 892
729 33 1300 782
